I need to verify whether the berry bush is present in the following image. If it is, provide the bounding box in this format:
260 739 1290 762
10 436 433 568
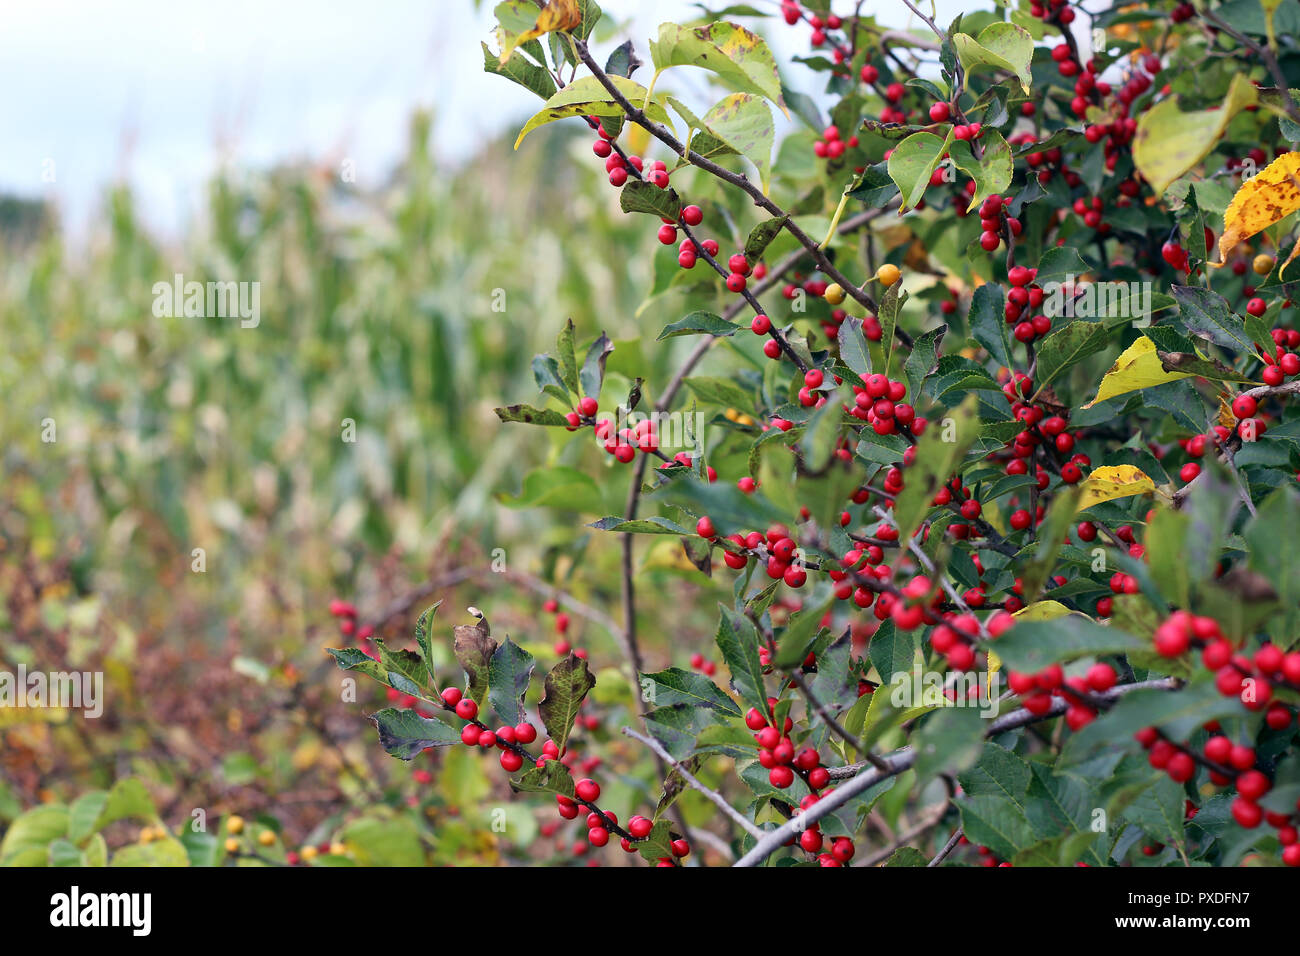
320 0 1300 868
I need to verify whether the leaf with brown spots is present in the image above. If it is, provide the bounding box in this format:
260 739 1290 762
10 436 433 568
1216 152 1300 272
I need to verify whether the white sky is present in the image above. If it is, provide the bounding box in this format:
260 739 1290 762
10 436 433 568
0 0 978 237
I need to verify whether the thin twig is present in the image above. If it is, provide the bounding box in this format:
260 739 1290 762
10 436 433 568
623 726 764 840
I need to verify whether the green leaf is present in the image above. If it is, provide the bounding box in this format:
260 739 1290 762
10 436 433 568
67 791 109 843
494 404 572 427
684 375 754 409
649 21 785 112
892 394 980 545
1171 284 1257 355
846 162 900 208
511 760 576 797
580 332 614 399
838 317 872 379
641 667 742 716
327 647 387 684
109 837 189 867
532 353 570 405
699 93 775 192
91 778 159 832
1030 320 1112 396
556 319 580 397
960 743 1032 801
887 129 953 211
620 179 682 219
1035 246 1090 285
1122 775 1187 847
339 815 425 867
948 131 1012 213
657 311 739 340
799 393 844 473
715 604 767 712
990 614 1144 672
969 282 1012 370
745 215 788 261
1065 681 1242 762
0 804 68 863
375 638 430 697
539 654 597 752
773 595 836 668
488 638 535 726
588 515 692 535
371 708 462 759
952 22 1034 93
958 794 1039 860
515 75 673 149
913 706 987 780
903 327 945 405
482 42 557 101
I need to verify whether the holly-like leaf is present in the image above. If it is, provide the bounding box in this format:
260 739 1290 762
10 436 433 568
581 332 614 399
648 21 785 112
1171 285 1257 355
714 604 767 712
539 654 597 751
488 638 535 726
657 311 739 340
620 180 682 219
494 404 573 427
515 75 673 149
453 618 498 705
641 667 741 716
371 708 462 759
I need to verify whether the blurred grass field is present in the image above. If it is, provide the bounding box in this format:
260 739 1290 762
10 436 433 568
0 111 719 856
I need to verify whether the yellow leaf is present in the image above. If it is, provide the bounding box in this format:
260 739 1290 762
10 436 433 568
1133 74 1258 197
1217 151 1300 267
1012 600 1075 622
1217 395 1237 430
1083 336 1192 408
1077 465 1156 511
499 0 582 65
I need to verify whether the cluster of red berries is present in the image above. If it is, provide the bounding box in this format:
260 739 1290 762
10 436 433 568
932 611 1009 671
1136 725 1298 865
975 193 1021 254
689 652 717 677
998 371 1090 486
1028 0 1076 25
1260 325 1300 385
812 123 860 160
1006 660 1117 729
849 373 921 437
1002 266 1054 344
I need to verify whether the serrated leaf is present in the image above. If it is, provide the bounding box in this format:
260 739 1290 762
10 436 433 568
658 311 738 340
641 667 741 716
371 708 462 759
488 638 535 726
539 654 596 752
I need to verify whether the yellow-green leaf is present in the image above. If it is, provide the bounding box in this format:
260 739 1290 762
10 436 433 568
1083 336 1192 407
952 23 1034 93
1077 465 1156 511
1133 74 1258 197
515 75 673 149
648 21 786 114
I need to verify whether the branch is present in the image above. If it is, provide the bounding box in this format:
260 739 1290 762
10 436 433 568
622 726 765 840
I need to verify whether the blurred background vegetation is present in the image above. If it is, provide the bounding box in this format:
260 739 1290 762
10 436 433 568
0 101 748 862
